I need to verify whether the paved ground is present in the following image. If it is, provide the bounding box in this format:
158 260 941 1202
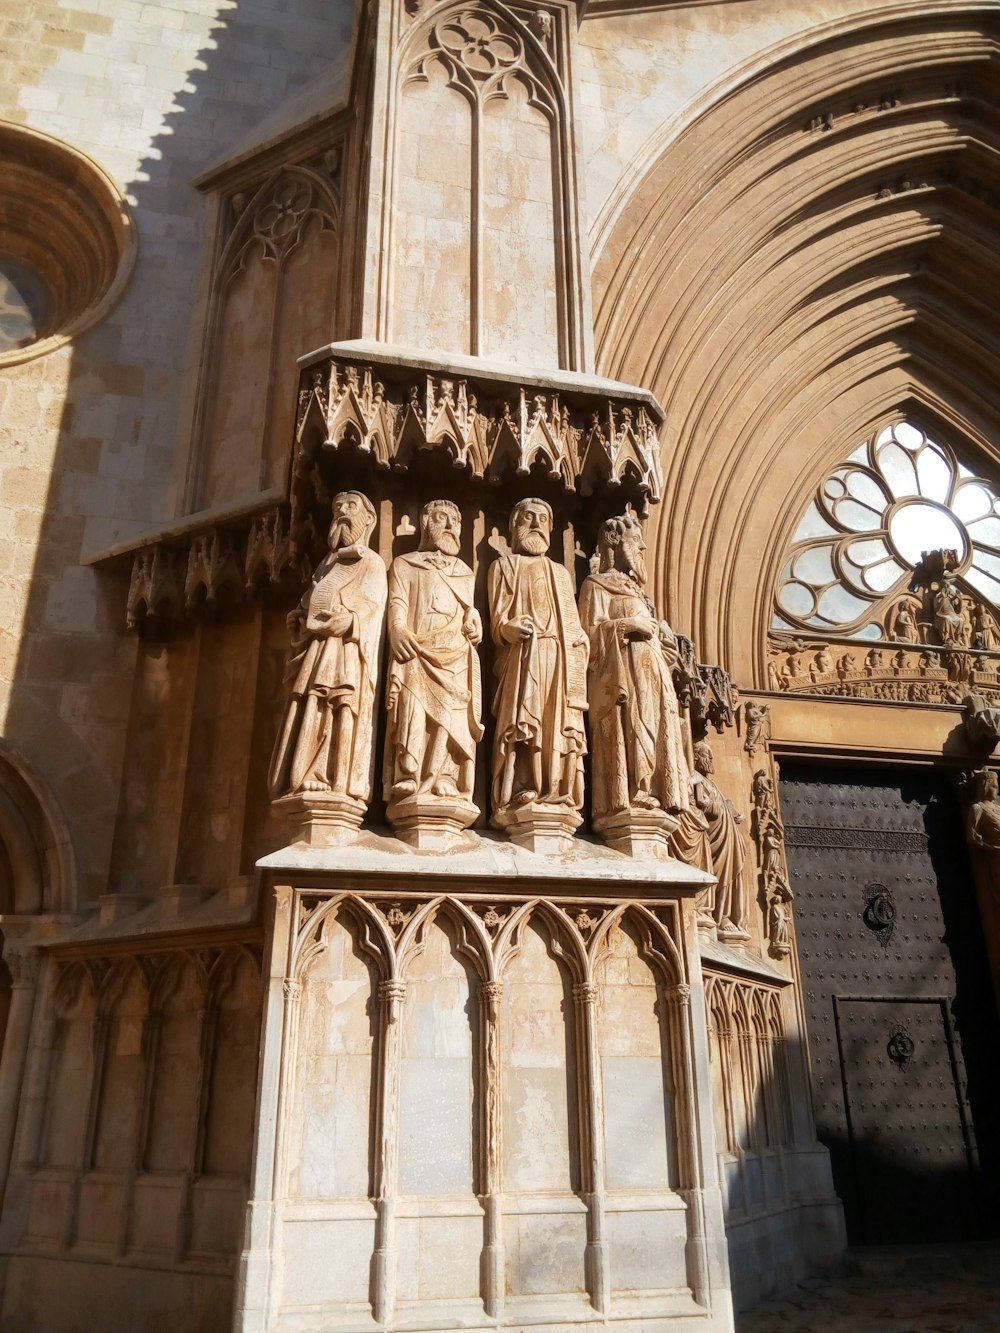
738 1244 1000 1332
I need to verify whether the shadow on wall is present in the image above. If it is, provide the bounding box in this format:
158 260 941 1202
3 0 354 902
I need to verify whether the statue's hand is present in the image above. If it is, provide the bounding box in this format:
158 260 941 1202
623 617 654 641
316 609 353 638
463 609 483 644
392 627 420 662
502 617 534 644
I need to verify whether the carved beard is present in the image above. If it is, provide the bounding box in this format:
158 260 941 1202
424 521 461 556
331 515 368 549
516 529 550 555
620 539 646 585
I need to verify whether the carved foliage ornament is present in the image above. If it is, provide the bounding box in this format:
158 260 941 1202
774 420 1000 642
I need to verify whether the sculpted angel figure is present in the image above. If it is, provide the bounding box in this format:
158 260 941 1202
578 512 689 821
384 500 483 814
489 498 588 818
692 740 750 939
270 491 387 805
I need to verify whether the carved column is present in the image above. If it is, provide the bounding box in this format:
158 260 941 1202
372 978 406 1324
0 941 40 1207
664 982 710 1308
572 980 609 1314
477 980 504 1318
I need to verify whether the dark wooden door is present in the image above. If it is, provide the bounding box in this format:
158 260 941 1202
780 763 1000 1244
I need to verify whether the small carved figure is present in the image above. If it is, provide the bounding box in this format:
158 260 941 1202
270 492 387 805
767 888 792 959
692 741 749 939
837 652 856 680
973 602 997 651
786 643 808 679
489 498 588 820
891 601 920 643
767 659 783 691
743 701 771 758
813 646 834 677
933 581 967 646
669 777 715 928
384 500 483 822
578 512 689 820
864 648 884 675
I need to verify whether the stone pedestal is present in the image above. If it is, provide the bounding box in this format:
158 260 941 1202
271 790 366 848
235 832 734 1333
493 801 582 854
387 794 479 850
593 806 680 858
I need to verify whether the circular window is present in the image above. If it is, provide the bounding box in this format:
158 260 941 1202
0 120 136 366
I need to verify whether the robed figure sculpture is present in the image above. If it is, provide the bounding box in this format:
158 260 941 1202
692 740 750 940
489 498 588 849
269 491 387 838
579 512 689 851
384 500 483 845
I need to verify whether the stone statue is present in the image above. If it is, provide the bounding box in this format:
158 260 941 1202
489 498 588 847
692 740 750 940
972 602 997 651
578 513 689 843
743 700 771 757
933 581 966 646
384 500 483 844
269 492 387 834
891 600 920 643
965 768 1000 859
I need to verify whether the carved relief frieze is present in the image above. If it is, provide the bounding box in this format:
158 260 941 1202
293 353 664 506
767 633 1000 705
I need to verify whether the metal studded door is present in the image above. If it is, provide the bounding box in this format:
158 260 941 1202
780 763 1000 1244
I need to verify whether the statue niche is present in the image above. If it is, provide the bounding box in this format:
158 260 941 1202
578 511 690 856
269 490 387 844
384 500 483 848
488 497 589 853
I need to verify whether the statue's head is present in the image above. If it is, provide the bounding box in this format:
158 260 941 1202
419 499 461 556
510 498 552 556
693 740 714 776
977 768 998 802
329 491 376 550
597 512 646 582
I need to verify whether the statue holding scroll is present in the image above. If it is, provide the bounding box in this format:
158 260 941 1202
579 512 690 828
269 492 387 821
384 500 483 841
489 498 588 842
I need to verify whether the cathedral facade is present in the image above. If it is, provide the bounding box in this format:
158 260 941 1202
0 1 999 1329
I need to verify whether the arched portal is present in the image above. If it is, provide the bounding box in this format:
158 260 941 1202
592 4 1000 682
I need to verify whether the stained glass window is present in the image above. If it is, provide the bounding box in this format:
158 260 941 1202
774 421 1000 640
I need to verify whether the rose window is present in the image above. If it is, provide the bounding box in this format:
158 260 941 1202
774 421 1000 640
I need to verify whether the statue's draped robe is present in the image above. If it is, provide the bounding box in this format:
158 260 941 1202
697 774 748 929
269 546 387 799
578 570 689 818
488 552 588 808
383 551 482 798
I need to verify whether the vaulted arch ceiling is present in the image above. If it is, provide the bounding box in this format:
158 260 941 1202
592 5 1000 685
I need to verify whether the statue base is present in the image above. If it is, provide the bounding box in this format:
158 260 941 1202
593 806 680 858
493 802 582 854
271 791 366 848
387 795 479 851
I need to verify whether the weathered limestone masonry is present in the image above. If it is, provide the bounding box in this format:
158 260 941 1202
1 0 1000 1330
